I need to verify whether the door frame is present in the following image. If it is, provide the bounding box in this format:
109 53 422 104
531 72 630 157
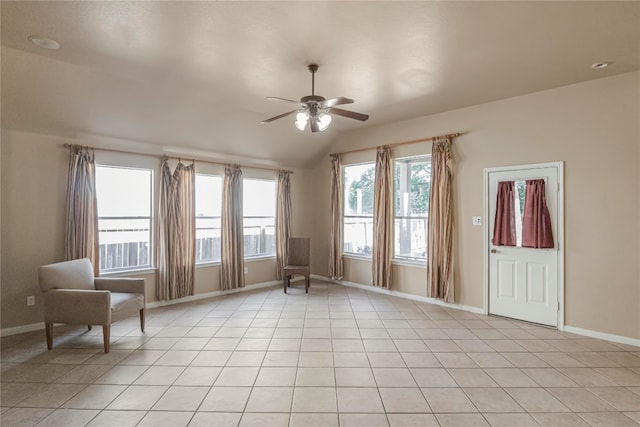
482 161 565 330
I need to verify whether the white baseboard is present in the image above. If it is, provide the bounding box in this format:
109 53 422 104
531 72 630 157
0 322 44 337
563 325 640 348
146 279 290 309
4 276 639 348
313 274 484 315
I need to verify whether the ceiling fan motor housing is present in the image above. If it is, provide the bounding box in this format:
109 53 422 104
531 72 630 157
300 95 326 116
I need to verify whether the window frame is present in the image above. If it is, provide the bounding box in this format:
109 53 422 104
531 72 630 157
96 164 154 274
242 177 277 260
393 154 431 262
342 161 376 258
195 173 223 266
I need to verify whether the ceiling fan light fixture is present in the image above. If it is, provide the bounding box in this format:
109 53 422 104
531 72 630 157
295 111 309 131
316 112 332 131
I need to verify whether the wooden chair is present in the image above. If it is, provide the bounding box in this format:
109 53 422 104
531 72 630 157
283 237 310 293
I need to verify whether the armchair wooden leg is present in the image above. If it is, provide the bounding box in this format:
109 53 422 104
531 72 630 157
305 275 309 294
139 308 145 332
102 324 111 353
284 276 287 293
88 325 92 331
45 323 53 350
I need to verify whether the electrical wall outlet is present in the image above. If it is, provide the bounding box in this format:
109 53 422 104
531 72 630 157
472 216 482 226
27 295 35 306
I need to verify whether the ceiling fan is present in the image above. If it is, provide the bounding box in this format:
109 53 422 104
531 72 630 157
261 64 369 132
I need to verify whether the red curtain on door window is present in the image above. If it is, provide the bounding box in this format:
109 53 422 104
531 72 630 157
492 181 516 246
522 179 554 248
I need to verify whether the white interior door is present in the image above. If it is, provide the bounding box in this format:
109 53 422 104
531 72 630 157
487 164 562 327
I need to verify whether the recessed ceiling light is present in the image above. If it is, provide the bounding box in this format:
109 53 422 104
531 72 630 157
28 36 60 50
591 62 609 70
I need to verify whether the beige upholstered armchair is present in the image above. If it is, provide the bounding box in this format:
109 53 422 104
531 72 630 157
38 258 146 353
283 237 311 293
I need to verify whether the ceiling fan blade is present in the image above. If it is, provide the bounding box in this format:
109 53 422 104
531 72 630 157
266 97 303 106
328 108 370 122
261 110 298 124
310 117 320 133
319 97 354 108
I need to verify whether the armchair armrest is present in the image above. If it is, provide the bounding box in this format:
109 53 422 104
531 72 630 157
95 278 146 298
44 289 111 325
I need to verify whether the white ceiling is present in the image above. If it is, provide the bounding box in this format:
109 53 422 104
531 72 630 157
2 1 639 167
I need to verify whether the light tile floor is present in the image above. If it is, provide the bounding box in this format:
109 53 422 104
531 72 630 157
2 280 640 426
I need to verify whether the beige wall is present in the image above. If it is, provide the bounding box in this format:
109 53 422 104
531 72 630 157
1 132 68 329
313 71 640 339
2 72 639 341
0 130 314 329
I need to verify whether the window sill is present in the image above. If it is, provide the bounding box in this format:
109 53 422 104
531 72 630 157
392 258 427 269
340 255 426 269
196 261 221 268
343 254 372 262
245 255 276 263
196 255 276 267
100 267 156 276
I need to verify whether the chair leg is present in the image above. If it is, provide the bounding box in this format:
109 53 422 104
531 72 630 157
283 276 288 293
88 325 92 331
102 324 111 353
305 275 309 293
45 323 53 350
139 308 145 332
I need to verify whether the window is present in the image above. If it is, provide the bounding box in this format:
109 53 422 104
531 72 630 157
514 180 526 247
96 166 152 273
243 178 276 258
343 162 375 256
195 174 222 263
394 155 431 260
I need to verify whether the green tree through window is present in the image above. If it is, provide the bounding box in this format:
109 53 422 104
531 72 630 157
348 167 375 215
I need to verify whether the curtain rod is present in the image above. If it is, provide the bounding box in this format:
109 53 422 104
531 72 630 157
329 132 462 157
62 144 293 174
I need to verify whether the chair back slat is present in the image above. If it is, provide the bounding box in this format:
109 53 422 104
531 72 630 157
287 237 310 266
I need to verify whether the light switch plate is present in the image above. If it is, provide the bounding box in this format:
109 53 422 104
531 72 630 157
472 216 482 226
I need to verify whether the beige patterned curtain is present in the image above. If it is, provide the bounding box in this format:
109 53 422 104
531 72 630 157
275 170 292 280
427 136 455 302
156 158 196 300
65 145 99 276
372 146 393 288
328 154 343 280
221 164 245 290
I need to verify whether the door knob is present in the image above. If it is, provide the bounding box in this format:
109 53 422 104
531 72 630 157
490 249 497 253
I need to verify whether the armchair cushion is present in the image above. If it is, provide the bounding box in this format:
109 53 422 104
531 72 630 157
111 292 144 313
38 258 95 292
